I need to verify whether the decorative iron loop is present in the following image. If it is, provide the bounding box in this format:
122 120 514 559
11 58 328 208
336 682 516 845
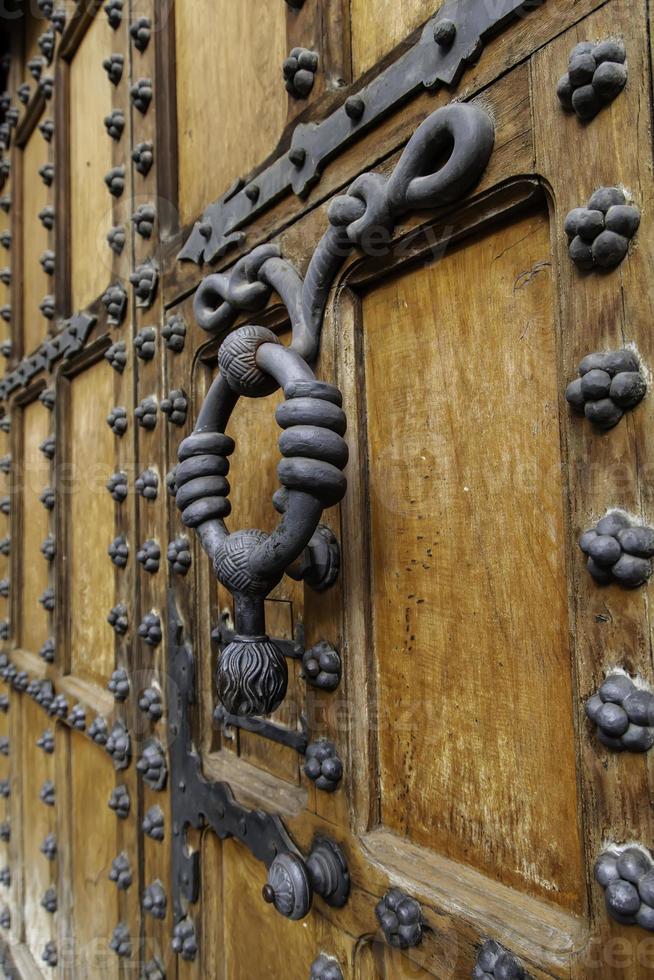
180 103 494 718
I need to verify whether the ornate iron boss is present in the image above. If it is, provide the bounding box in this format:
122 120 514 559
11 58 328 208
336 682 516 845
176 102 495 719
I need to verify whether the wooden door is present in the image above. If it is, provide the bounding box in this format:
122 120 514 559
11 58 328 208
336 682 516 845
0 1 653 978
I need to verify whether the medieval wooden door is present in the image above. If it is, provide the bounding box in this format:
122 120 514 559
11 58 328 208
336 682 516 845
0 1 652 977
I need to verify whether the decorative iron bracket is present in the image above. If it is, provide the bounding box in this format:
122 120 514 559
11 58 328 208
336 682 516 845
168 593 349 942
179 0 539 264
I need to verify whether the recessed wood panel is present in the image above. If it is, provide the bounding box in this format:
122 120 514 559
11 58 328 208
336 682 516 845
350 0 434 76
175 0 288 225
69 11 114 310
22 121 50 355
70 730 119 979
361 209 584 912
20 399 50 653
69 359 115 684
20 696 55 966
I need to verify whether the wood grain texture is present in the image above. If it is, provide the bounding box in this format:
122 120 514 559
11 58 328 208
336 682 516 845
361 210 583 912
175 0 289 225
350 0 434 76
68 358 115 684
69 11 114 311
69 729 119 979
20 398 50 654
21 118 49 356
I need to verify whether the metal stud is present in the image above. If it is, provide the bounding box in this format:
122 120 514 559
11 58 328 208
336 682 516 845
137 540 160 574
142 805 164 841
161 313 186 353
39 780 55 807
39 249 55 275
283 47 319 98
580 511 654 588
160 389 188 426
138 612 163 647
0 907 11 930
135 396 158 430
39 436 55 460
142 958 166 979
586 673 654 752
104 0 123 29
171 918 197 961
0 269 9 286
565 187 640 271
39 163 54 188
473 940 525 979
433 18 456 47
0 867 10 888
143 880 166 919
39 637 55 664
102 53 124 86
12 671 28 693
167 536 191 576
109 923 132 959
40 833 56 860
41 888 57 914
595 846 654 930
107 407 128 437
130 16 152 52
51 9 66 33
134 326 156 359
108 535 129 568
0 581 8 599
105 720 131 770
39 587 55 612
132 141 154 176
130 78 153 114
0 824 9 843
39 205 54 230
108 784 130 819
39 487 54 511
557 40 627 122
108 669 130 703
310 954 344 980
104 109 125 141
109 853 132 890
88 715 109 746
39 295 55 320
41 942 57 967
106 472 128 504
0 538 8 557
17 83 30 105
105 341 127 374
138 686 163 721
0 694 8 712
101 283 127 325
130 260 158 308
107 225 126 254
0 738 8 756
37 730 54 754
107 604 128 635
39 77 54 101
344 95 364 121
48 693 67 718
40 536 55 563
136 739 167 789
104 165 125 197
135 469 158 501
565 349 646 430
0 781 9 799
39 118 54 142
375 889 423 948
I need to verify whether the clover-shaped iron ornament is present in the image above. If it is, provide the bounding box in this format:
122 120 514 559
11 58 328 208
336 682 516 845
310 955 344 980
39 118 54 142
172 918 198 961
0 868 10 888
135 396 158 430
108 785 130 819
39 638 54 663
102 53 124 86
162 313 186 352
167 536 192 576
48 693 67 718
107 406 128 437
107 225 126 255
104 109 125 141
27 56 44 81
565 348 645 430
51 9 66 33
565 187 640 271
39 205 54 230
580 511 654 588
105 0 123 29
105 165 125 197
304 740 342 792
39 587 55 612
586 673 654 752
40 77 54 100
109 923 132 959
473 940 525 980
102 283 127 325
142 805 164 841
41 888 57 914
37 730 54 754
135 468 158 500
143 880 167 919
106 721 130 769
130 16 151 51
0 824 9 843
137 539 160 573
134 326 156 360
161 389 188 426
142 958 166 980
67 704 86 731
375 888 423 948
130 260 158 307
40 779 55 806
108 668 130 701
108 604 128 635
283 47 319 98
595 846 654 930
138 686 162 721
130 78 153 114
132 204 156 239
132 140 153 176
109 853 132 890
137 739 167 790
108 535 129 568
107 472 128 504
557 40 627 122
41 941 57 967
40 834 56 860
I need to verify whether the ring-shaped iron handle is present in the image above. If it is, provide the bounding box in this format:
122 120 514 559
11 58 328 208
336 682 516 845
176 325 348 717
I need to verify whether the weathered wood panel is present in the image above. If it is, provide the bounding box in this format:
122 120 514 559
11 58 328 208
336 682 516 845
20 398 50 654
350 0 434 75
175 0 288 226
68 358 115 684
69 12 114 311
361 209 584 911
21 121 49 356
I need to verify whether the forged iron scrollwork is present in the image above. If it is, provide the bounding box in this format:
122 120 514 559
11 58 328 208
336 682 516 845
179 103 494 719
